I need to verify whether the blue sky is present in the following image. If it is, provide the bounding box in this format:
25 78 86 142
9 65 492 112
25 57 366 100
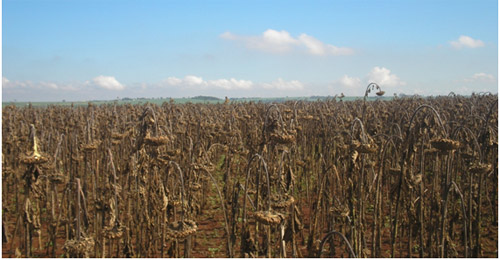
3 0 498 101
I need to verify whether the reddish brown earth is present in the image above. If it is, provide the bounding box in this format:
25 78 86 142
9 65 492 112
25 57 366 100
3 190 498 258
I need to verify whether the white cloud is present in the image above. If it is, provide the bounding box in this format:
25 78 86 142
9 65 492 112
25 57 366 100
40 81 59 90
472 72 495 82
367 67 406 87
2 77 29 89
330 67 405 96
3 77 10 86
298 34 354 55
92 76 124 90
450 35 484 49
184 75 205 86
207 78 253 90
298 34 324 55
463 72 496 83
220 31 236 40
164 75 254 90
262 29 297 45
262 78 304 90
165 77 182 86
221 29 353 56
164 76 305 91
221 29 298 53
330 75 364 96
2 78 80 91
2 78 33 89
338 75 362 88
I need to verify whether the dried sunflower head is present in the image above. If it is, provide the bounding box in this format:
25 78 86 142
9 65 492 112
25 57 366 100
81 141 100 152
253 211 284 225
468 163 493 175
430 138 460 151
111 131 128 140
103 222 126 239
20 153 49 165
271 194 295 210
356 143 378 154
166 220 197 240
269 132 296 144
63 236 95 257
144 135 170 146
